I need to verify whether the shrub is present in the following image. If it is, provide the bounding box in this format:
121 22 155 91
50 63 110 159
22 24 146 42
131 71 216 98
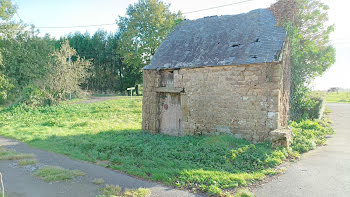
19 85 51 107
291 92 326 121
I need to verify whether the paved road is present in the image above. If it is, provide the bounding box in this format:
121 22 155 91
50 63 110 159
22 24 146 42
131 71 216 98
0 137 199 197
254 103 350 197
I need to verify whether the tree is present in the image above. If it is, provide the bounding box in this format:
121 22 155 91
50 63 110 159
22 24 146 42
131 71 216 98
64 31 124 93
0 0 18 39
0 0 18 101
1 30 56 101
272 0 335 120
117 0 183 88
48 41 91 101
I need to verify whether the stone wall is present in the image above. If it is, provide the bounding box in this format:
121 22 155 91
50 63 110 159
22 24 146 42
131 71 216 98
143 57 290 142
142 70 160 133
278 41 291 128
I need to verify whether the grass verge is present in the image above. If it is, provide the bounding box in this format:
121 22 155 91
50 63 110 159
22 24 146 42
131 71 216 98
0 97 334 196
326 92 350 103
33 166 85 182
97 185 150 197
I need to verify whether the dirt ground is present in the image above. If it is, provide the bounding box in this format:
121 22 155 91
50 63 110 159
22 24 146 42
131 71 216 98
0 137 200 197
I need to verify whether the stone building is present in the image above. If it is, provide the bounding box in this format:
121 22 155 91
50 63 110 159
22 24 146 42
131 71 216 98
142 9 292 143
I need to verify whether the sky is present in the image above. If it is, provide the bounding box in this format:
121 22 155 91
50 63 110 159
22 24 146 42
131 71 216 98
13 0 350 90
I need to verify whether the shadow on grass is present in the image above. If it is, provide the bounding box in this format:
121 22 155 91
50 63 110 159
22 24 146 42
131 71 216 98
27 129 286 192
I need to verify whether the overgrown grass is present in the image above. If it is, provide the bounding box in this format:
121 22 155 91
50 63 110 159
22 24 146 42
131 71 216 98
18 159 38 166
326 92 350 103
0 147 34 160
0 97 334 196
33 166 86 182
235 188 255 197
92 178 105 185
97 185 150 197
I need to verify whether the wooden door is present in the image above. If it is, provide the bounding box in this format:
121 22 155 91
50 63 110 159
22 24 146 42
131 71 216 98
159 93 182 135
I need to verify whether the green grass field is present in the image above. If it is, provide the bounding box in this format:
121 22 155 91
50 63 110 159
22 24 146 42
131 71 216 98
326 92 350 103
0 97 334 196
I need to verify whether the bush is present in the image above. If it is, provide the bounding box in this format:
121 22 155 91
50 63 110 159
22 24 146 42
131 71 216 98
291 92 326 121
20 85 50 107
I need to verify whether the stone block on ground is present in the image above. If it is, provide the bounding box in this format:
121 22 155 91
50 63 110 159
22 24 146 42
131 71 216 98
269 128 294 147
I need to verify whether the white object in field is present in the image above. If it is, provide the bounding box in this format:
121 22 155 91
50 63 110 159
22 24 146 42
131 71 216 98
127 87 135 99
69 53 72 100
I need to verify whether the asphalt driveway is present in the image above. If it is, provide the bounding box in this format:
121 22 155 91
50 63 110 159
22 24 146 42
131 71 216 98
254 103 350 197
0 137 199 197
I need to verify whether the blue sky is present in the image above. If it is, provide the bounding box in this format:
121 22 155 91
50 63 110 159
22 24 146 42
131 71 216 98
13 0 350 90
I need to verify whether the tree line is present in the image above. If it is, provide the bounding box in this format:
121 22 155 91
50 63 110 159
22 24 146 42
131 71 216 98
0 0 182 106
0 0 335 122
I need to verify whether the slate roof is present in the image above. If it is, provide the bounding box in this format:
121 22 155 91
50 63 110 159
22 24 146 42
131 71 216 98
143 9 286 70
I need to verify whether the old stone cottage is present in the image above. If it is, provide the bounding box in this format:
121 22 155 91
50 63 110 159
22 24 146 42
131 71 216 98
142 8 291 143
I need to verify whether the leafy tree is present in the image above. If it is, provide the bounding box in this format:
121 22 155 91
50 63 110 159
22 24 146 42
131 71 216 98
0 0 18 39
64 31 124 93
0 71 13 100
273 0 335 120
48 40 91 101
0 0 18 101
117 0 183 88
1 30 56 101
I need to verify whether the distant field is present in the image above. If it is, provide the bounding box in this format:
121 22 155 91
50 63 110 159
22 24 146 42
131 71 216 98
326 92 350 103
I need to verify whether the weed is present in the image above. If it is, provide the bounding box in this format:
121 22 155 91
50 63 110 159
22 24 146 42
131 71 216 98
33 166 85 182
0 148 34 160
208 185 222 196
235 188 254 197
18 159 38 166
290 119 335 153
124 188 151 197
92 178 105 185
98 185 150 197
99 185 122 196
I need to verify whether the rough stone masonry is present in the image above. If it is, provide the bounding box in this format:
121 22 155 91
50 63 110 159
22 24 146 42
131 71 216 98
142 8 293 146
